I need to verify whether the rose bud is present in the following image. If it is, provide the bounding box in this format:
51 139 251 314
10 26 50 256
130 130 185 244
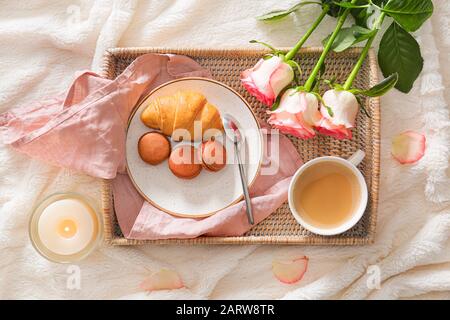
315 89 359 140
241 56 294 106
268 89 321 139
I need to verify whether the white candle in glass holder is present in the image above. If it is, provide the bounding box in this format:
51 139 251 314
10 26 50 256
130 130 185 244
30 193 101 263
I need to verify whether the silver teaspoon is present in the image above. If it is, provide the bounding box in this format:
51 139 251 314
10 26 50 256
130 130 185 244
222 114 254 225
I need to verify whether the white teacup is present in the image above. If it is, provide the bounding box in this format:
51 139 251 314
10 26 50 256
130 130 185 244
288 150 368 236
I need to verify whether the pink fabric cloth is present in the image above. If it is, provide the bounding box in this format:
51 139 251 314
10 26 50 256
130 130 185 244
0 54 210 179
0 53 302 240
113 129 302 239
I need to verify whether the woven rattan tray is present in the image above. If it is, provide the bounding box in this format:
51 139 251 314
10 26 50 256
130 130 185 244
101 47 379 246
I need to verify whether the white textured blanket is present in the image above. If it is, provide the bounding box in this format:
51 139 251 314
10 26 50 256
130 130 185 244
0 0 449 300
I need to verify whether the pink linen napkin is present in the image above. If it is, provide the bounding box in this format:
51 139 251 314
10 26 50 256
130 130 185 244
0 53 302 240
0 54 211 179
113 127 302 239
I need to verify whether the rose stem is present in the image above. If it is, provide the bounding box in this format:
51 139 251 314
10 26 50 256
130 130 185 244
303 0 358 92
343 12 387 90
285 4 330 61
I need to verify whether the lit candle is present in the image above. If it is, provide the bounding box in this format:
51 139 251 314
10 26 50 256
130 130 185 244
29 194 102 263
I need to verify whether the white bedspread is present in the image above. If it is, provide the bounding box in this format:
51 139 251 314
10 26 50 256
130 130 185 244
0 0 449 300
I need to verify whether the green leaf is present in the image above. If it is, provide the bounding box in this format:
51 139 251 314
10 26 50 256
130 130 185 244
256 9 295 22
332 1 370 9
351 73 398 96
322 25 374 52
378 22 423 93
321 0 343 17
351 1 375 27
350 0 385 28
355 95 371 117
382 0 433 32
256 1 321 21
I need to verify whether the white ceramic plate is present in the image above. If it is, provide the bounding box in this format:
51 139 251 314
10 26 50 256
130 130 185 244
126 78 263 218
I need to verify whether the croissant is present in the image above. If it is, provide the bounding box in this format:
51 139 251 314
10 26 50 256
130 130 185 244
140 90 224 141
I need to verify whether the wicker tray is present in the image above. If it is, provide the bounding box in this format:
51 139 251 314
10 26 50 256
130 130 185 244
101 47 380 246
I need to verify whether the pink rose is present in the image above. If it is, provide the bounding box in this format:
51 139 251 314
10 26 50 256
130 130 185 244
268 89 321 139
241 56 294 106
315 89 359 140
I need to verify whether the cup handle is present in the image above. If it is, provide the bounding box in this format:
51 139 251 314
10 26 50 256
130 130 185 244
347 149 365 167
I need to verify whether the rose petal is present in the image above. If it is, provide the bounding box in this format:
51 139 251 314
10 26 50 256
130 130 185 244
268 90 319 139
301 92 322 125
268 113 315 139
275 88 302 114
241 78 275 106
241 57 279 106
321 90 358 128
241 56 294 106
269 62 294 98
272 256 309 284
315 117 352 140
140 269 184 292
251 56 282 93
391 131 426 164
314 89 358 140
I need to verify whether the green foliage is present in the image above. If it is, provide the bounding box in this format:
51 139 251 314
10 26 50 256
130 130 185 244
378 22 423 93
